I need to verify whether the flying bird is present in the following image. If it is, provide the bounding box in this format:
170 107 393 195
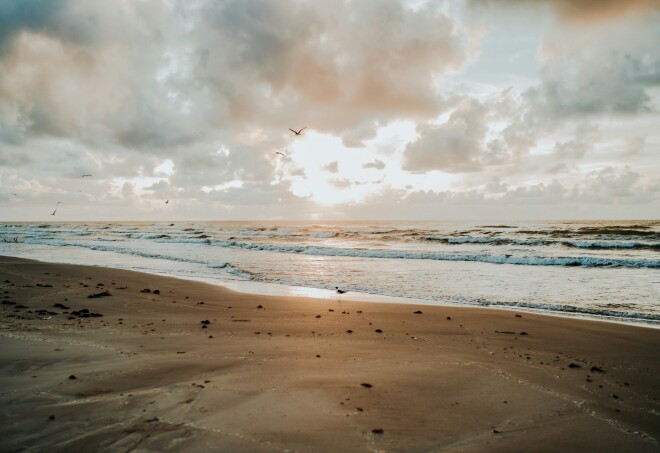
165 200 169 204
275 151 287 157
10 193 17 196
289 127 306 136
82 174 92 178
51 201 62 216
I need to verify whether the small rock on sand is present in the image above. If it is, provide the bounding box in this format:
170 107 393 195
413 310 423 314
361 383 373 388
371 428 384 434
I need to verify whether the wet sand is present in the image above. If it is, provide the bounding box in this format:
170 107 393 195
1 255 659 452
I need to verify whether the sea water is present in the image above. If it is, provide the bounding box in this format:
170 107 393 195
1 220 659 325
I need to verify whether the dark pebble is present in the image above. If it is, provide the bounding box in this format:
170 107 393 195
590 366 605 373
201 320 210 324
88 290 112 298
346 330 353 333
413 310 423 314
568 363 581 369
257 305 263 309
141 289 151 293
446 316 452 320
361 383 373 388
153 290 160 295
68 375 77 380
375 329 383 333
371 428 384 434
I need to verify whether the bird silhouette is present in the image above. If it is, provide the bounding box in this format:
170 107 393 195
51 201 62 216
336 286 347 294
289 127 306 136
165 200 169 204
82 174 92 178
10 193 17 196
275 151 287 157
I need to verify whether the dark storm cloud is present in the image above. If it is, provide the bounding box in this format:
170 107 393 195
0 0 65 48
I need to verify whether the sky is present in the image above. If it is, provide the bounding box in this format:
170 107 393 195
0 0 659 221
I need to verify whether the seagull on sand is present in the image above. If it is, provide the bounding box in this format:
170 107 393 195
289 127 306 136
336 286 347 294
82 174 92 178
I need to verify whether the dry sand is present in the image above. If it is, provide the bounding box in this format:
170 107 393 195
0 255 658 452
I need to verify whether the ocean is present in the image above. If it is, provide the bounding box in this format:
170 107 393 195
1 220 659 326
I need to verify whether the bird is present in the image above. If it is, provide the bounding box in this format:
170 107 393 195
275 151 287 157
289 127 306 136
10 193 17 196
336 286 347 294
82 174 92 178
165 200 169 204
51 210 57 216
51 201 62 216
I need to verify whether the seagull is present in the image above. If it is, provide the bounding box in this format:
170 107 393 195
82 174 92 178
165 200 169 204
51 201 62 215
275 151 287 157
289 127 306 136
336 286 347 294
10 193 17 196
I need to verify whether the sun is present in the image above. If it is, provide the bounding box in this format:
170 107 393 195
283 132 378 205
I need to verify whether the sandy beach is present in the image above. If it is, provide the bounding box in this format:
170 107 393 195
0 255 658 452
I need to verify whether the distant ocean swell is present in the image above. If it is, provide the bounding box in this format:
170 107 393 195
22 237 660 269
209 240 660 268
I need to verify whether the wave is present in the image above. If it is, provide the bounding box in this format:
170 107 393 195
310 231 337 238
210 240 660 268
424 235 660 250
517 227 660 239
424 236 549 246
562 240 660 250
208 263 255 280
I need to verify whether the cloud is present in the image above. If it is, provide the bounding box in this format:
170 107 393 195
469 0 660 23
328 178 352 189
533 0 659 23
323 161 339 173
402 99 487 173
362 160 386 170
622 136 645 156
0 0 65 48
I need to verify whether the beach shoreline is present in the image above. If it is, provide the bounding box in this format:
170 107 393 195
2 249 658 330
1 255 659 452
